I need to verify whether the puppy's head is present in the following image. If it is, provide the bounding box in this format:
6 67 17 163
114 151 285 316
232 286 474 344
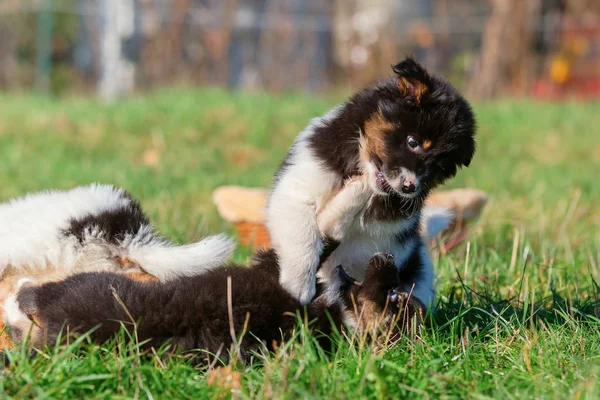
338 253 426 338
360 57 476 200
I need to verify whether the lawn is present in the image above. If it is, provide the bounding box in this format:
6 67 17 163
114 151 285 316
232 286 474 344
0 89 599 399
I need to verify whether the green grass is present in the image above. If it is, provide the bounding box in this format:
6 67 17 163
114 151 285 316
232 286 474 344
0 89 599 399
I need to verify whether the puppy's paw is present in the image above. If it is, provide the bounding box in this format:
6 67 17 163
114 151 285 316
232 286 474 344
2 288 40 345
388 289 427 334
367 252 396 270
280 274 316 306
344 175 371 202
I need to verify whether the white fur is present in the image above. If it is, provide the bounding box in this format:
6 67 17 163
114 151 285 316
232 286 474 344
126 232 236 280
2 292 27 327
267 107 344 305
317 177 370 241
0 184 130 274
315 187 438 308
319 267 348 307
0 184 235 281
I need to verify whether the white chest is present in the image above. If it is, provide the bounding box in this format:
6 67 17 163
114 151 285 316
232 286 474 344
317 217 419 282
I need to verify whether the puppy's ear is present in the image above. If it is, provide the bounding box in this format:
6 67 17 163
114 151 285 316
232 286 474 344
458 136 476 167
392 57 430 103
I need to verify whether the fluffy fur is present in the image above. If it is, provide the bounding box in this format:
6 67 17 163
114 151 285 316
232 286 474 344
3 252 424 363
267 57 476 306
0 184 235 286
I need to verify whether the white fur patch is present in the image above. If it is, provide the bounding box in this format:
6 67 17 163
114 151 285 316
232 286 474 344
267 107 344 305
2 292 27 326
317 177 370 241
126 233 235 280
0 184 235 281
0 184 131 274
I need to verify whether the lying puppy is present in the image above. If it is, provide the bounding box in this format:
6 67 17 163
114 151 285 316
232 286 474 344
267 57 476 306
3 252 424 363
0 184 234 295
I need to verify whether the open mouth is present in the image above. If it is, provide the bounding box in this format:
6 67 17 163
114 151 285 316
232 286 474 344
375 171 394 194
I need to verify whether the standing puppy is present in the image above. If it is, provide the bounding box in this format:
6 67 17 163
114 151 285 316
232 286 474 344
267 58 476 306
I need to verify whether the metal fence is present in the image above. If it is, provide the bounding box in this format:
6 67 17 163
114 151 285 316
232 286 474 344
0 0 598 100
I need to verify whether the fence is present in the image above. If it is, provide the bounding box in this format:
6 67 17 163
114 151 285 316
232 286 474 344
0 0 598 100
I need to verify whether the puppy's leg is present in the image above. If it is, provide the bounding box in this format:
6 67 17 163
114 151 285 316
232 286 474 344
317 176 371 242
2 279 43 347
267 160 345 304
268 198 323 305
397 241 436 310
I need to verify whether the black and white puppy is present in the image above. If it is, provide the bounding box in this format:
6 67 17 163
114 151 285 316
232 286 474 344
267 57 476 306
0 184 234 287
3 252 423 363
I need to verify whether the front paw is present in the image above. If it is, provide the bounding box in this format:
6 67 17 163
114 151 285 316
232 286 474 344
388 289 427 334
280 275 316 305
344 175 371 200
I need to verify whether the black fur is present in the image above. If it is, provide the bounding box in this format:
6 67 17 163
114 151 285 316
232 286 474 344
397 245 425 291
304 57 476 223
14 252 416 364
63 190 150 245
393 216 420 245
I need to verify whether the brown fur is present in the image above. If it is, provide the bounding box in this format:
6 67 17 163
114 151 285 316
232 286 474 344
346 253 426 340
397 76 428 103
362 108 394 161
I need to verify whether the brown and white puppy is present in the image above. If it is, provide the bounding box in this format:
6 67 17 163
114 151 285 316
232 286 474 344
2 252 423 363
267 57 476 306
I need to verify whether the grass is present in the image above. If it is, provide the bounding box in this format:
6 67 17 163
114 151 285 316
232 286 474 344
0 88 599 399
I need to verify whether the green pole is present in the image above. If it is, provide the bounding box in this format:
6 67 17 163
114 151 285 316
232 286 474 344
36 0 53 93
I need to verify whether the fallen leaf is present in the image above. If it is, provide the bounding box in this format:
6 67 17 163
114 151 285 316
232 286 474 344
207 365 242 392
143 149 160 166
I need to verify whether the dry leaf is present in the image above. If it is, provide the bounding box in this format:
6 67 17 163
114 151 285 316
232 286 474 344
207 365 242 392
143 149 160 166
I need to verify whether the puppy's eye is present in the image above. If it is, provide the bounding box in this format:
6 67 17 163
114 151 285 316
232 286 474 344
407 136 420 150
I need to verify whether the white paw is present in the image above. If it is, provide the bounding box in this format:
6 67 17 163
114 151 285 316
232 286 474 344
16 278 35 289
280 274 316 305
345 175 371 202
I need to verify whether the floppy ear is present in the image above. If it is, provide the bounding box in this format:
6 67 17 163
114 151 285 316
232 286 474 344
458 136 476 167
392 57 430 103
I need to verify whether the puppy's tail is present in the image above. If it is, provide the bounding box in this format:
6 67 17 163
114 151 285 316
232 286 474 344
125 233 236 281
420 206 454 240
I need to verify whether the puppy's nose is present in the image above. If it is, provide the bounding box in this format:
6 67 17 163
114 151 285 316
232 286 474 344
402 177 416 193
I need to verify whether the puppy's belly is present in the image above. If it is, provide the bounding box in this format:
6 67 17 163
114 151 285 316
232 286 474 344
318 234 414 282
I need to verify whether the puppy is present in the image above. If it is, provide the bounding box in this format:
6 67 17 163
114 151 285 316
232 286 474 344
0 184 234 293
267 57 476 306
3 252 423 363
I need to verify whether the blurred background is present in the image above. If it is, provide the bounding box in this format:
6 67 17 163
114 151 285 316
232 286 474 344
0 0 598 101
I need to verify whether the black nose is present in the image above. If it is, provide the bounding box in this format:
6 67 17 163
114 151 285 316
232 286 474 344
402 183 416 193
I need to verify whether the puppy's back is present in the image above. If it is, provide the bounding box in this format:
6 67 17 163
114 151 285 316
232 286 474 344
8 264 301 355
